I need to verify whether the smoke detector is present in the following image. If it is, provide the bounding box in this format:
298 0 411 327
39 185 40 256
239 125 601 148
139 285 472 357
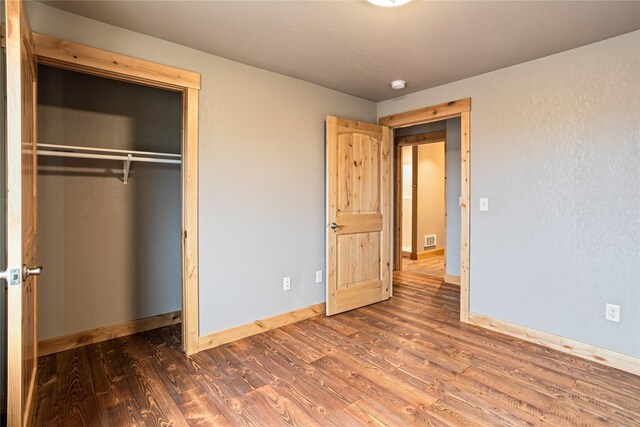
391 80 406 90
368 0 412 7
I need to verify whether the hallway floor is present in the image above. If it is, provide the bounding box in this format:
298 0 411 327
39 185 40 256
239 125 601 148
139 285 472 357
401 253 445 278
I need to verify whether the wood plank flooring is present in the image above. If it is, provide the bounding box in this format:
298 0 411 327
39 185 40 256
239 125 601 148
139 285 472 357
33 271 640 426
402 255 445 278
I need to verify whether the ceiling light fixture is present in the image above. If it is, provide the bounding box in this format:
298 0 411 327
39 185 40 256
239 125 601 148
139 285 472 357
368 0 412 7
391 80 406 90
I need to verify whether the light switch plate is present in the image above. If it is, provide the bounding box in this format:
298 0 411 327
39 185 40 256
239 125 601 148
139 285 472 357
316 270 323 284
479 198 489 211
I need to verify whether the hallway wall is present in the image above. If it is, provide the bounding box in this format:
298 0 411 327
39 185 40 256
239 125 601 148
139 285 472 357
416 142 446 252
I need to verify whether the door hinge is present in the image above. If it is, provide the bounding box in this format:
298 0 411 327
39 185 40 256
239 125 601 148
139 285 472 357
0 268 21 285
184 230 187 239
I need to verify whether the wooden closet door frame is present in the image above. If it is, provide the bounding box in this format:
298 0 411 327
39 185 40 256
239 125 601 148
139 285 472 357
29 32 202 354
379 98 471 323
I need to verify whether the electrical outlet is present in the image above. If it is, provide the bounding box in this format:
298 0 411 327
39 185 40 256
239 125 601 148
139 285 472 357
316 270 323 284
605 303 620 323
283 277 291 291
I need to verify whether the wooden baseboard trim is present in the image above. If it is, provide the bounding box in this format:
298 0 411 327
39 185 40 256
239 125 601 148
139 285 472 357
410 248 444 260
198 302 325 351
38 310 182 357
444 274 460 285
468 312 640 376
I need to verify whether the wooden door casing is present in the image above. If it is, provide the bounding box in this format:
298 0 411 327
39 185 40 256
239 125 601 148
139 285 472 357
7 24 202 356
326 117 392 316
379 98 471 323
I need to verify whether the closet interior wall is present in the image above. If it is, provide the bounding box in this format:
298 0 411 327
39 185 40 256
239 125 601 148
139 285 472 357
37 65 182 341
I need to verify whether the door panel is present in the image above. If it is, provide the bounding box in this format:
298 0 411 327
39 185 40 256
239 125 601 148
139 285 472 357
337 133 380 213
326 117 391 316
5 0 39 425
337 232 381 287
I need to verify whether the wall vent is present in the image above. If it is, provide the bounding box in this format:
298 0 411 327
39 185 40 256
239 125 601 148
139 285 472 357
424 235 436 248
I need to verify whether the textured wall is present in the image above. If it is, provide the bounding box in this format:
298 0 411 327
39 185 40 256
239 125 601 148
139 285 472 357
26 2 376 336
37 66 182 339
379 31 640 357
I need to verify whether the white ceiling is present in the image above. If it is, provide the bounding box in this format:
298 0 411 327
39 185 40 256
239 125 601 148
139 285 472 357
41 1 640 102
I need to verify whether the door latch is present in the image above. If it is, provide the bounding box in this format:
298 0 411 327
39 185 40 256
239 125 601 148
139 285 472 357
10 268 21 285
0 268 21 285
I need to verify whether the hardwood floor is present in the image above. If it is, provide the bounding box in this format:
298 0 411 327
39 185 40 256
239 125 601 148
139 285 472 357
33 271 640 426
402 255 445 278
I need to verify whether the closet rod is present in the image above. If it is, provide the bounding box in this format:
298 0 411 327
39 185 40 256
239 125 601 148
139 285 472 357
37 143 181 185
38 143 181 159
37 150 181 164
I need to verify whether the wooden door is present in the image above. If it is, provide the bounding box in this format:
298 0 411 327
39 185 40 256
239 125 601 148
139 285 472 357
326 116 392 315
5 0 39 425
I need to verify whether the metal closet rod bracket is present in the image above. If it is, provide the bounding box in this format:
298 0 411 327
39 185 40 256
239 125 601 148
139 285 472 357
123 153 132 185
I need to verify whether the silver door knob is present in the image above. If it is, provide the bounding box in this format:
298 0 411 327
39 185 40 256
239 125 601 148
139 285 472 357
329 222 342 230
23 265 43 280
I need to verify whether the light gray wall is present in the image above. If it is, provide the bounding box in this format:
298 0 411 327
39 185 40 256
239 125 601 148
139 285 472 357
37 65 182 339
25 2 376 336
446 118 462 276
378 31 640 357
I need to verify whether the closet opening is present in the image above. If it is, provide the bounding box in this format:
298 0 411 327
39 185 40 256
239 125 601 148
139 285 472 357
36 64 185 355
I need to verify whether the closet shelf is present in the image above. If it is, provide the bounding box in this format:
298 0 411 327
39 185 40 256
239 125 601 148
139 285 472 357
37 143 181 184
